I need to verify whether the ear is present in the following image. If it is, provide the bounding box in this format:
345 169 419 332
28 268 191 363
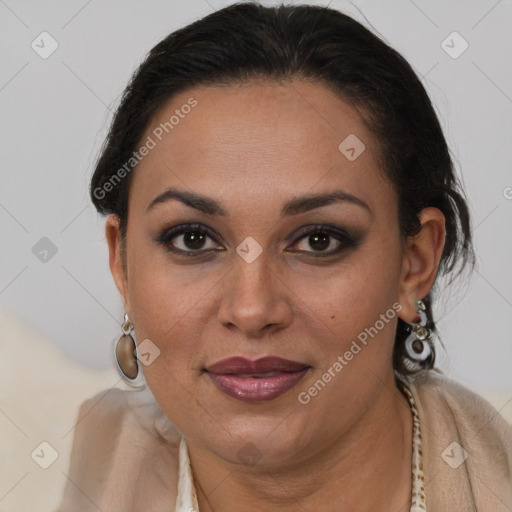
397 207 446 323
105 214 130 313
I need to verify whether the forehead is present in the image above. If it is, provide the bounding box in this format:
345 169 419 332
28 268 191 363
129 79 389 212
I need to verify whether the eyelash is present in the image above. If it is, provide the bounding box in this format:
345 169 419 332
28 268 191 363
155 223 357 259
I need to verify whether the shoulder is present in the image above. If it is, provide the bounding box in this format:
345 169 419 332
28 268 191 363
69 386 182 461
410 369 512 437
57 387 182 512
407 370 512 510
82 385 182 442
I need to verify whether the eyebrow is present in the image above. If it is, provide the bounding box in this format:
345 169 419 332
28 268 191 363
146 186 371 217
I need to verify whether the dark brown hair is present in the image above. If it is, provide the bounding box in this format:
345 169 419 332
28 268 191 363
90 1 475 376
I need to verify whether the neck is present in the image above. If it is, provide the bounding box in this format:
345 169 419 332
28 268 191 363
188 374 413 512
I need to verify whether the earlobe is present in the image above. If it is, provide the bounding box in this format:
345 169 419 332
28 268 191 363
397 207 446 322
105 214 130 312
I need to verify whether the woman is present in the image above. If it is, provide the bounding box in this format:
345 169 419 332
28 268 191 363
57 3 512 511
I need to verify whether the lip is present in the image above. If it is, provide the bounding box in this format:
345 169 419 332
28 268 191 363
204 356 310 403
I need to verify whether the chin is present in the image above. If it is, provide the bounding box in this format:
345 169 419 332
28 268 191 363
198 417 312 468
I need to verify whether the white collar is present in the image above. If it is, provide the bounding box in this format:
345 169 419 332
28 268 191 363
175 436 200 512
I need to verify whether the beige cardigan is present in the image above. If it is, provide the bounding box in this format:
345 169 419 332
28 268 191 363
56 370 512 511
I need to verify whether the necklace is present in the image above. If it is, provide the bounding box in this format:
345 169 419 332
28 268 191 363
399 380 427 511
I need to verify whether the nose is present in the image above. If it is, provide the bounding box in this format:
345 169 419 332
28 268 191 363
217 249 293 337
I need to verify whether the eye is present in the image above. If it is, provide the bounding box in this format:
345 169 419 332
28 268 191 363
288 224 355 257
156 223 223 256
156 222 357 259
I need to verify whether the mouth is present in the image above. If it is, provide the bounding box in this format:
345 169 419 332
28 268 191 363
204 356 311 403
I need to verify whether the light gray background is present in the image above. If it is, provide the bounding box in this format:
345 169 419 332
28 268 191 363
1 0 511 392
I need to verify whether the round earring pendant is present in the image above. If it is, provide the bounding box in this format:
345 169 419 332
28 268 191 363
115 334 139 380
405 331 432 362
113 334 146 389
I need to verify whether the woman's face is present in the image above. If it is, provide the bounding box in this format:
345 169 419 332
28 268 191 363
107 79 436 466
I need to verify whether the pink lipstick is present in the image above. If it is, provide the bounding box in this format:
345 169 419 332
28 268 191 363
204 356 310 403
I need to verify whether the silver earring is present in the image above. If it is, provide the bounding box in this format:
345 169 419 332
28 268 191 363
404 299 435 369
114 313 146 389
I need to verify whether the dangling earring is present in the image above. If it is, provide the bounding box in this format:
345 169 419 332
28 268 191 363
114 313 145 389
404 299 435 369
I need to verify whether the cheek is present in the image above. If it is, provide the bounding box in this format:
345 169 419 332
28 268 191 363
306 238 402 374
293 271 402 430
317 241 401 327
125 248 205 382
126 227 207 334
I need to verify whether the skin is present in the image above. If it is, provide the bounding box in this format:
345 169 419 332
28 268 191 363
105 78 445 511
